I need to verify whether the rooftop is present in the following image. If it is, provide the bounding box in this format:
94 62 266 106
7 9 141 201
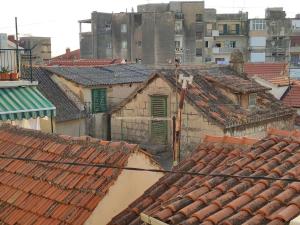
109 129 300 225
23 67 85 122
0 124 154 225
244 63 288 81
45 64 152 87
113 66 295 129
282 84 300 108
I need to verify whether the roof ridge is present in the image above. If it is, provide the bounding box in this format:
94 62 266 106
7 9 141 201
203 135 259 146
0 124 141 153
268 128 300 138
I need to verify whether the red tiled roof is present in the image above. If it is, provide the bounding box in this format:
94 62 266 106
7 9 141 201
244 63 288 81
47 59 122 67
0 124 154 225
204 75 270 94
109 132 300 225
282 85 300 108
51 49 80 60
113 68 295 129
203 135 259 146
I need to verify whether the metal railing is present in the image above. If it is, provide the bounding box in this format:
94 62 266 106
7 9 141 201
0 48 33 82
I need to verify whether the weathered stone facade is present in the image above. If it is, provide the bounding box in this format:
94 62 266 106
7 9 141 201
111 75 295 154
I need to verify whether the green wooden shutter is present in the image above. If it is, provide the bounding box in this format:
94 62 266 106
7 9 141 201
92 88 107 113
151 96 168 144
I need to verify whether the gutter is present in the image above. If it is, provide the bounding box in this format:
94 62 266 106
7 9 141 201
140 213 169 225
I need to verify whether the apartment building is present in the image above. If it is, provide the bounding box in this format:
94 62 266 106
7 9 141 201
79 1 206 64
204 10 248 64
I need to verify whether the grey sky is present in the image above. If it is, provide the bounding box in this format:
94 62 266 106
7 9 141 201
0 0 298 57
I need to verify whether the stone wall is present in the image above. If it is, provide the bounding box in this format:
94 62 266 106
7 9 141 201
226 115 295 139
111 76 224 154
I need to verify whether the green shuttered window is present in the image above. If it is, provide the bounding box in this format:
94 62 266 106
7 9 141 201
92 89 107 113
150 96 168 144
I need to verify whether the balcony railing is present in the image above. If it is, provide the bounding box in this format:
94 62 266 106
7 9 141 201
212 47 244 54
219 30 244 35
0 48 33 82
290 46 300 53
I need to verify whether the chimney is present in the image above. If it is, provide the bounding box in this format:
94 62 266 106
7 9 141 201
230 49 244 74
8 35 16 44
66 48 71 55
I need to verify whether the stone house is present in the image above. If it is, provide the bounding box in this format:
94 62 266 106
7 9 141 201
0 124 163 225
111 65 295 153
44 64 151 138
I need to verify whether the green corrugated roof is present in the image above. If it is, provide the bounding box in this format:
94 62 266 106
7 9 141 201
0 86 56 121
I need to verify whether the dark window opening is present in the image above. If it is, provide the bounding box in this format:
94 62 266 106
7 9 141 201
196 48 202 57
196 14 203 22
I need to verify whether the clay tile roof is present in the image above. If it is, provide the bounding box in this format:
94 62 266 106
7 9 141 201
112 66 295 129
281 84 300 108
0 124 155 225
109 132 300 225
204 75 270 94
204 135 259 146
244 63 288 81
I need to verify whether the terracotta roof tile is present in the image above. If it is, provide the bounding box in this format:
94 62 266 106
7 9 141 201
244 63 288 81
0 124 156 225
109 133 300 225
282 84 300 108
112 66 295 128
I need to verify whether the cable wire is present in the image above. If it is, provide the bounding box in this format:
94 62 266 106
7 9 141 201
0 155 299 182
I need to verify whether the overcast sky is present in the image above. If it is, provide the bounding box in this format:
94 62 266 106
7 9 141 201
0 0 299 57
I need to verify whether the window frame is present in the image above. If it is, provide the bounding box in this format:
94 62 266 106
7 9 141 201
248 93 257 107
121 24 127 33
91 88 107 113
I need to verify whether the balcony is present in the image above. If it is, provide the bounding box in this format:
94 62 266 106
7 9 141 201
212 47 244 54
175 12 184 20
290 46 300 53
0 48 33 82
175 29 184 35
219 30 244 36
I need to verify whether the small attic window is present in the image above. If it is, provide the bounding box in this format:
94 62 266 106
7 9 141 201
249 93 257 107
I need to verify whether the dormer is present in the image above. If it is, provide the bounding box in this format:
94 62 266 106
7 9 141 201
205 75 270 109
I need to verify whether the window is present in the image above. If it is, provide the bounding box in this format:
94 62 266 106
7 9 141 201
205 41 209 48
236 24 240 34
121 40 127 49
229 41 236 48
174 41 181 48
175 21 182 33
121 24 127 33
196 32 202 40
251 19 266 30
206 23 212 36
195 14 203 22
92 89 107 113
216 43 221 47
196 48 202 57
106 42 112 49
105 23 111 31
249 93 257 107
137 41 142 47
151 96 168 144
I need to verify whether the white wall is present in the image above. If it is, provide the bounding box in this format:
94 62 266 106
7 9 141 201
250 53 266 62
249 37 266 48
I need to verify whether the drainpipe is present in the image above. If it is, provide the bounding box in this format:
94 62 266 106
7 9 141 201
107 113 111 141
173 74 193 166
140 213 169 225
50 115 54 134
